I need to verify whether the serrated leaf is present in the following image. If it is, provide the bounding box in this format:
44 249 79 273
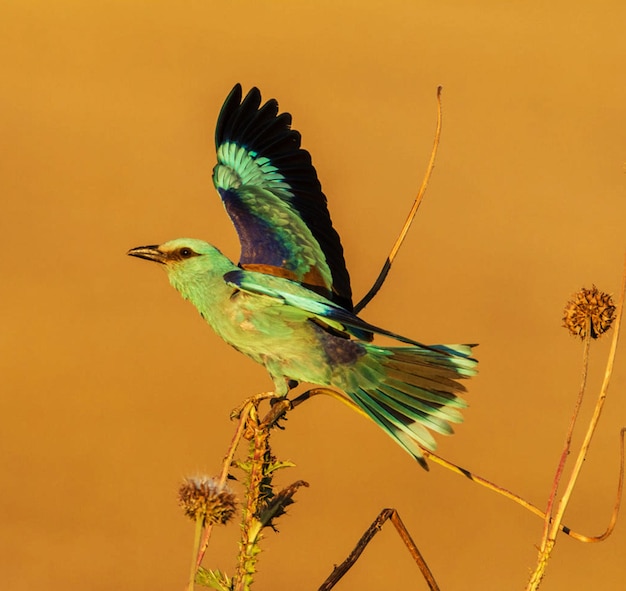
195 567 232 591
233 459 252 474
266 460 296 474
257 480 309 529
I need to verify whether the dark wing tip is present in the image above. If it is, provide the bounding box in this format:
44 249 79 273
214 85 353 310
215 85 303 164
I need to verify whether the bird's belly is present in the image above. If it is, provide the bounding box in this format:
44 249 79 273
209 302 335 385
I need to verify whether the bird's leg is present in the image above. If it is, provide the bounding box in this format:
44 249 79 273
230 391 278 420
262 378 299 429
261 398 293 430
229 374 295 421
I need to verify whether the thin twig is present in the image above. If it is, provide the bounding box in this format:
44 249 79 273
291 387 624 543
389 511 440 591
586 427 626 542
220 400 257 485
540 327 592 544
423 449 547 516
425 441 626 543
548 264 626 534
318 509 439 591
233 405 269 591
292 387 370 419
527 257 626 590
355 86 443 313
195 396 266 570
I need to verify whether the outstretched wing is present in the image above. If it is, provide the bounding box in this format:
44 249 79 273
213 84 353 311
223 268 478 376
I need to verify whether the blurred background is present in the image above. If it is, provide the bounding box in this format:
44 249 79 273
1 1 625 589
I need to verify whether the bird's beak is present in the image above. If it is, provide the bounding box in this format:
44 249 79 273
127 245 168 264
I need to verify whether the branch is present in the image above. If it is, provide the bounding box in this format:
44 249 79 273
527 258 626 590
318 509 439 591
355 86 443 313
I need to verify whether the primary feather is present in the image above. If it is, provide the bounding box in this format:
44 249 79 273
128 85 477 469
214 84 353 310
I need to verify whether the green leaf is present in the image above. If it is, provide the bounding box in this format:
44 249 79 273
195 567 232 591
266 460 296 474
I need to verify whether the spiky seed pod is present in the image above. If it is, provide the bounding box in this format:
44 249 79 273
562 285 616 339
178 477 237 525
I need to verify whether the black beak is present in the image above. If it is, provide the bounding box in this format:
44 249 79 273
127 245 167 264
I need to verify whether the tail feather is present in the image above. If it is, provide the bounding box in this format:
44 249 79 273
384 371 468 407
384 360 468 394
388 347 477 378
378 381 464 425
376 382 459 434
342 343 477 468
351 387 437 450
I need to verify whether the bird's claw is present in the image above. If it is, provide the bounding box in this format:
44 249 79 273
230 391 280 420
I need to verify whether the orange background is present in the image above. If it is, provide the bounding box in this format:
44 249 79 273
2 2 625 589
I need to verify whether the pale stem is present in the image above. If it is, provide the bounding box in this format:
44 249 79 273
526 256 626 590
539 328 591 547
188 514 204 591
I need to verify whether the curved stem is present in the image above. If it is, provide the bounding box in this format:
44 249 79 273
547 260 626 534
587 427 626 542
195 394 274 570
318 508 440 591
355 86 443 313
540 328 591 544
292 386 625 544
527 256 626 590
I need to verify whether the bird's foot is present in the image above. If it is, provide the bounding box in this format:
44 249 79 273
230 391 279 420
263 397 294 430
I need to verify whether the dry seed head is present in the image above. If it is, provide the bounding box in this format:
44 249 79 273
562 285 616 339
178 476 237 525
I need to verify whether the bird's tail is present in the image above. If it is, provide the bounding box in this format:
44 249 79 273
340 343 477 469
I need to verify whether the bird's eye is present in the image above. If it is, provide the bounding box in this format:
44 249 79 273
180 247 193 258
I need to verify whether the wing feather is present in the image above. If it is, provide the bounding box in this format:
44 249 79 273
213 84 353 310
223 269 478 374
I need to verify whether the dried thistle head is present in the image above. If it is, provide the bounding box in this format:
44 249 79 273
178 476 237 525
562 285 616 339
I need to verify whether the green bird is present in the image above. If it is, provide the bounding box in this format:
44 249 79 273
128 84 477 468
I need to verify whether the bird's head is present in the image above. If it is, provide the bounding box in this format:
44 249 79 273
127 238 215 266
128 238 234 300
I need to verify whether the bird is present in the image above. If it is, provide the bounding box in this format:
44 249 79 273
128 84 477 469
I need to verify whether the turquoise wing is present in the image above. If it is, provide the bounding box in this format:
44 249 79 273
223 269 477 375
213 84 353 311
224 267 477 469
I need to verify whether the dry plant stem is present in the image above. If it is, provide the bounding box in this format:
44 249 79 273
424 445 626 542
233 408 269 591
422 449 539 514
540 328 591 546
192 390 312 575
536 425 624 543
355 86 443 313
389 510 440 591
194 402 252 570
188 515 205 591
527 257 626 591
301 389 561 528
591 427 626 542
318 509 440 591
195 394 274 571
296 388 624 542
295 389 552 524
293 387 372 420
423 449 581 536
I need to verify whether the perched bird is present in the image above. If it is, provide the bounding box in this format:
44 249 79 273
128 84 477 468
